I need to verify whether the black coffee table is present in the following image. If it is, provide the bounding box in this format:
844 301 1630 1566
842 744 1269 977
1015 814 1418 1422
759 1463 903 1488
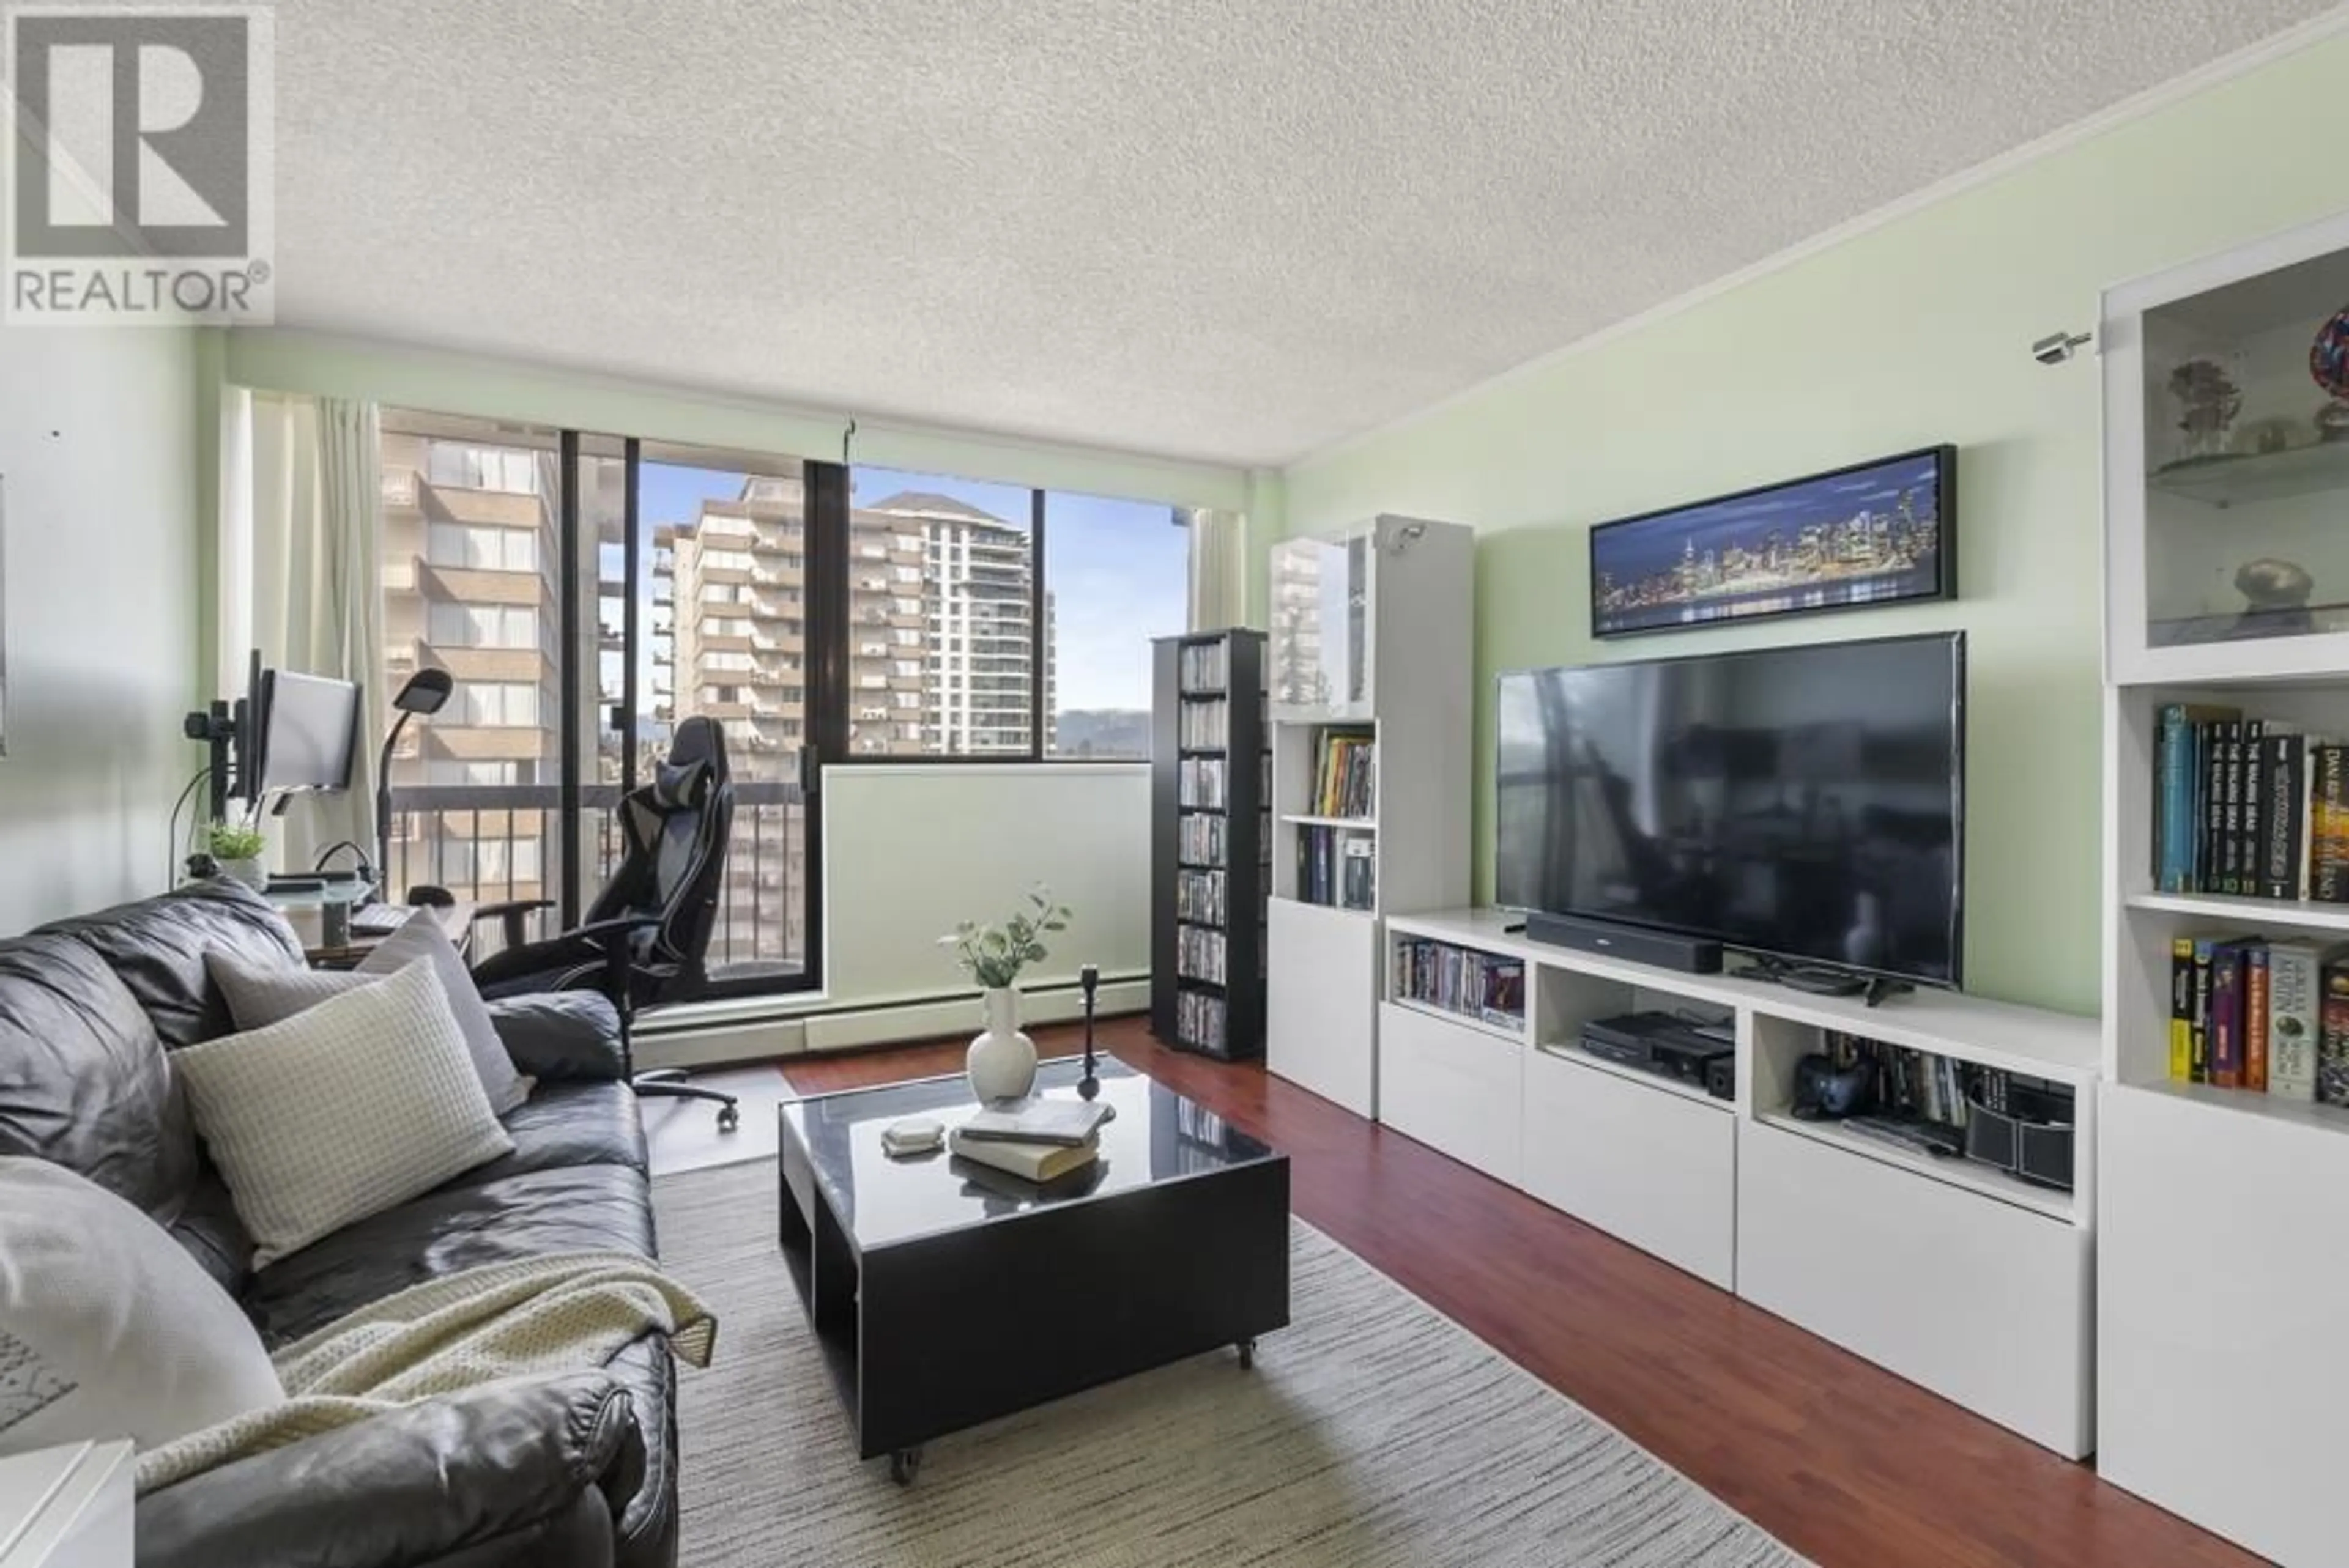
776 1058 1289 1482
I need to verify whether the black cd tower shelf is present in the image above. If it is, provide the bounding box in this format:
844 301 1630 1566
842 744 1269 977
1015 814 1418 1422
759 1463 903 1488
1151 629 1269 1060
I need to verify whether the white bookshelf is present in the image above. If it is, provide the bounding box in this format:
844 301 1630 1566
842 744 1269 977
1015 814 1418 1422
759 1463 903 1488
1381 909 2098 1457
1262 515 1474 1118
2096 209 2349 1568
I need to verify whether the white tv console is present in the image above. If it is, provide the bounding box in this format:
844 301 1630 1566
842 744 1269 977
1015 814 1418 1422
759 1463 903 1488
1381 908 2101 1459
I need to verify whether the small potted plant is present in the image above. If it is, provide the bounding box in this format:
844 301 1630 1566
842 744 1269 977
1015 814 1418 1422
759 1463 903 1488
940 887 1072 1103
205 821 268 890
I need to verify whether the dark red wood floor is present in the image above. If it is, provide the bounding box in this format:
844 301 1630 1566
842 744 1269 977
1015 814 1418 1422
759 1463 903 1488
777 1018 2254 1568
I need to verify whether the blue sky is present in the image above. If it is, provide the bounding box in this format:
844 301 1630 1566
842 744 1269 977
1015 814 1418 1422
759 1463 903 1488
622 461 1187 712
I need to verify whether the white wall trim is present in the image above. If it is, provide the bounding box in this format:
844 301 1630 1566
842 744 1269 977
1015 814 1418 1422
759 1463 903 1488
1286 7 2349 478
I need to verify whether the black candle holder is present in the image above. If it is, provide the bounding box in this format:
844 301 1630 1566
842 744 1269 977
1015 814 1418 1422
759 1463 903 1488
1078 963 1100 1100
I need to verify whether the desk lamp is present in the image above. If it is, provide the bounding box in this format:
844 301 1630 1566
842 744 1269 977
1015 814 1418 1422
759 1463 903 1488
376 669 454 898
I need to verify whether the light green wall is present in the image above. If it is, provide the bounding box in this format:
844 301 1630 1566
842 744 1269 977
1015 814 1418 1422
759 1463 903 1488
222 330 1251 510
1280 33 2349 1015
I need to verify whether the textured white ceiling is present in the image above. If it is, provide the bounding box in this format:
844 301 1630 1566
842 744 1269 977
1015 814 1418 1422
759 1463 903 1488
274 1 2341 470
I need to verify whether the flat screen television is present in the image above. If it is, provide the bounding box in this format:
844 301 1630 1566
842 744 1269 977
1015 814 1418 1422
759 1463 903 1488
1494 631 1965 988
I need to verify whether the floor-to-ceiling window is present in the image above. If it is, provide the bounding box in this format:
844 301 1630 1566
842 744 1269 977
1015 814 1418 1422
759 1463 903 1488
380 413 1201 999
379 412 828 994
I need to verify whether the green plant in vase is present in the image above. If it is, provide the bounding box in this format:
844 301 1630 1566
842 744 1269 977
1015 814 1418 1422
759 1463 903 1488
941 887 1072 1102
205 821 268 890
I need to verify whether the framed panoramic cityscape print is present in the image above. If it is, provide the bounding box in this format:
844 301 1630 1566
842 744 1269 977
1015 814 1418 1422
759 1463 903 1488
1589 445 1956 638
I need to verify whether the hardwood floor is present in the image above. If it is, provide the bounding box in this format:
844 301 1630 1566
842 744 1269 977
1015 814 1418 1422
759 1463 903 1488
776 1019 2254 1568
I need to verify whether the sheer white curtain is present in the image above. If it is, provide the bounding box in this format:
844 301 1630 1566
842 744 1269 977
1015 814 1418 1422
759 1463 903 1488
232 392 386 871
1186 508 1247 631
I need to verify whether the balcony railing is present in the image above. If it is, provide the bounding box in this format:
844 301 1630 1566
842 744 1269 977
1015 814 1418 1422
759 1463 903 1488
384 782 807 980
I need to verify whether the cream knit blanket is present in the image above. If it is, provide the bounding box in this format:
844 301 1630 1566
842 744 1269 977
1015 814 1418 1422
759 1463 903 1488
138 1251 716 1494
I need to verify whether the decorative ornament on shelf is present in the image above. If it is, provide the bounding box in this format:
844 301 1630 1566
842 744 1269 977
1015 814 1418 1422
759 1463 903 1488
205 821 267 889
2312 303 2349 399
2318 401 2349 446
2168 357 2243 464
941 886 1072 1104
2228 558 2317 642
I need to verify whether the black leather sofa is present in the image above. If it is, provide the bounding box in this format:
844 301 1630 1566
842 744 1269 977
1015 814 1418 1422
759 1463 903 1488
0 881 679 1568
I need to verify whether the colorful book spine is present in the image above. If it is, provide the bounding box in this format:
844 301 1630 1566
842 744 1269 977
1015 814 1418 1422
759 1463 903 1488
2190 935 2216 1084
2321 961 2349 1107
2209 941 2251 1089
2245 944 2271 1092
2200 721 2221 894
2262 731 2307 900
2169 936 2195 1081
2216 722 2241 894
2266 941 2326 1101
2236 718 2255 892
2314 744 2349 903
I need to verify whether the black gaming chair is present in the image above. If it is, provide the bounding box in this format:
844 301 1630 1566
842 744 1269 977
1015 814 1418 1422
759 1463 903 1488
464 716 742 1131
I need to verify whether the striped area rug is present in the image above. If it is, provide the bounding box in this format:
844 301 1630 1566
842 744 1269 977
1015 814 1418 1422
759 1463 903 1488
655 1160 1807 1567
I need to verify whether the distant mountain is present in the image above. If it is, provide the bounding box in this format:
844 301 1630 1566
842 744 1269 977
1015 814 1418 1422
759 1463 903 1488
1053 709 1151 759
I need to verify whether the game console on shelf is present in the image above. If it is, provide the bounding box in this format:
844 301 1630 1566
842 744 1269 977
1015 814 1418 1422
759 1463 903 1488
1577 1011 1734 1101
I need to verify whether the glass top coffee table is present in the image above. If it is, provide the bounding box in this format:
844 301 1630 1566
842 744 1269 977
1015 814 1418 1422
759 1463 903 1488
776 1058 1290 1482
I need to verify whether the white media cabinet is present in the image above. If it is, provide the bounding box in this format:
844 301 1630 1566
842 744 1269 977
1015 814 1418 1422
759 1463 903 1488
1381 908 2101 1459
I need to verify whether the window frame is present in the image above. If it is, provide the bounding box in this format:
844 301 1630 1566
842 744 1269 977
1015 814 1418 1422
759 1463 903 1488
829 481 1174 766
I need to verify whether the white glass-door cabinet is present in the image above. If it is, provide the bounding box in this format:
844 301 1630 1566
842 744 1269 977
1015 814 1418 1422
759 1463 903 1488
2105 210 2349 686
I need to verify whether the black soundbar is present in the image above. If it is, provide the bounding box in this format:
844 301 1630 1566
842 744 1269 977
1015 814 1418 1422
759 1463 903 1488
1523 912 1723 974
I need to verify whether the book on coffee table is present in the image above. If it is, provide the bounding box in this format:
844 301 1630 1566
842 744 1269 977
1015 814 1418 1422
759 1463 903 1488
948 1127 1099 1183
959 1097 1116 1148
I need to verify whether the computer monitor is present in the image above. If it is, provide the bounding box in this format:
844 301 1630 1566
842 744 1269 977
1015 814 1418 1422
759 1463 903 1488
255 670 360 794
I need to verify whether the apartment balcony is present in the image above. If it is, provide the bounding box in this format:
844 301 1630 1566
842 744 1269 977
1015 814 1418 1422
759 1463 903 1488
418 561 548 608
383 552 424 594
384 781 807 973
700 631 752 653
749 631 804 654
414 640 552 686
422 725 546 763
382 466 421 511
751 563 803 588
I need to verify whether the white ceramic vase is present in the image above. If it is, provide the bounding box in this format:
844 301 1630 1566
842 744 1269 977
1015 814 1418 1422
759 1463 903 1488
967 986 1038 1103
223 857 267 890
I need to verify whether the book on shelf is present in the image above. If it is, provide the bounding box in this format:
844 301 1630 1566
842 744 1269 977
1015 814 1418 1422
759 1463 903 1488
2321 962 2349 1108
2246 942 2272 1092
2265 941 2331 1102
960 1097 1116 1148
1295 824 1374 910
948 1127 1098 1183
2168 936 2195 1081
1308 732 1375 819
2164 933 2349 1102
1392 937 1525 1027
2152 704 2349 901
1821 1030 2069 1134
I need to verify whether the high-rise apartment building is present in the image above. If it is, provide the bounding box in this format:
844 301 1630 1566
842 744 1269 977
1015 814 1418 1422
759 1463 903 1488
659 472 927 966
378 423 582 905
860 491 1055 755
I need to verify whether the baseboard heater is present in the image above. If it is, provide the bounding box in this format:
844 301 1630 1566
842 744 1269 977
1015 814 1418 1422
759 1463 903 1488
634 974 1151 1073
